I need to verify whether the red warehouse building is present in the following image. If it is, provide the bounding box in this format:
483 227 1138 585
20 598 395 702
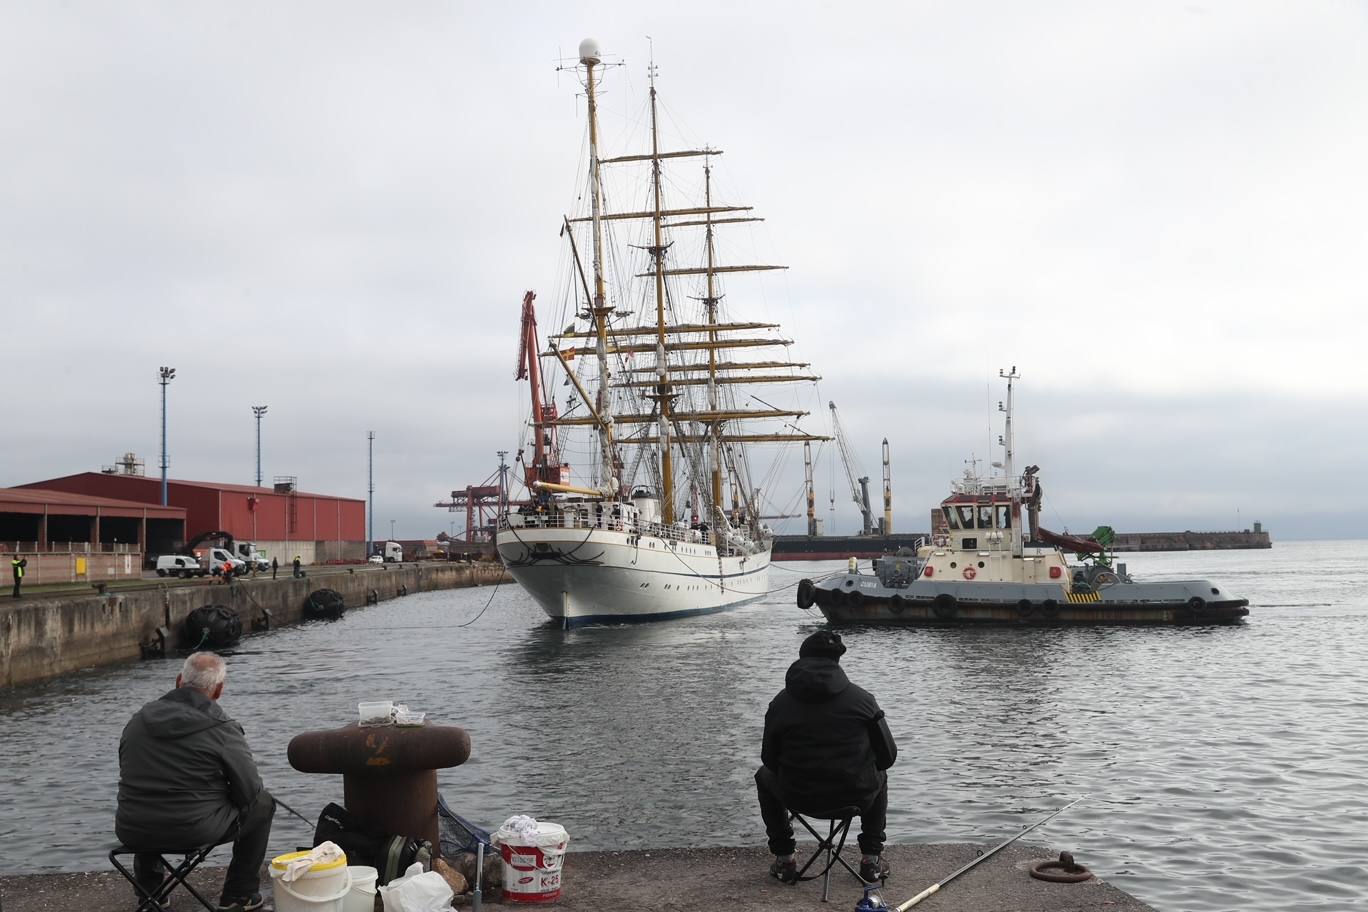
19 473 366 565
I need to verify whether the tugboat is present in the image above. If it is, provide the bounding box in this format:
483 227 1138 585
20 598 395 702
796 369 1250 627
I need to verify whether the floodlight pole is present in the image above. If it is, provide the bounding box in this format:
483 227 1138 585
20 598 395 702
367 431 375 559
252 405 268 487
158 367 176 506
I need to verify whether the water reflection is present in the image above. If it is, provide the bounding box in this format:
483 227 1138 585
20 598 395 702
1 544 1365 912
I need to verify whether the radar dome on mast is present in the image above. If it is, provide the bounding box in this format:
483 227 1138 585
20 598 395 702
578 38 602 65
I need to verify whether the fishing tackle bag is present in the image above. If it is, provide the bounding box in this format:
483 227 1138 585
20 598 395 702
313 802 433 884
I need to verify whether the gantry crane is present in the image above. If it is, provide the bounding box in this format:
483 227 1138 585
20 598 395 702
829 401 874 535
804 440 818 536
881 437 892 535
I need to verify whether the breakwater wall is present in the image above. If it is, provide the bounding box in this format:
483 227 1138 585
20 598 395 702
0 562 508 689
1111 530 1272 552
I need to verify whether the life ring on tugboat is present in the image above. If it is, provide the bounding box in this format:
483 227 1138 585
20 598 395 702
962 567 977 580
888 594 907 615
796 578 816 610
931 594 958 619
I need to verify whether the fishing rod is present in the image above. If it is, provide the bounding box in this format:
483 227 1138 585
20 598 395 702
273 795 315 828
886 796 1086 911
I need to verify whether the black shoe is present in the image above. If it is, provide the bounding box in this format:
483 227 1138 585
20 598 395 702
216 894 264 912
769 856 799 884
860 856 890 883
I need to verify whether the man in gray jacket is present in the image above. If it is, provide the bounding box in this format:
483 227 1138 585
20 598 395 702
117 652 275 912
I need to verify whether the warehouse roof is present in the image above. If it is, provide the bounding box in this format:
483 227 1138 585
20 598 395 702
19 473 363 503
0 487 186 518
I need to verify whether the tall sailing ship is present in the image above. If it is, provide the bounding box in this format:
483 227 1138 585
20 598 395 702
495 39 826 626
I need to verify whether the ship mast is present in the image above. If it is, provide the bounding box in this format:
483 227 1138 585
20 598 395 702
647 58 674 520
581 39 619 496
703 163 724 524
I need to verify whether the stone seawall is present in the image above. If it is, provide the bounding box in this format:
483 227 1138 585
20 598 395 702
1111 530 1273 551
0 562 508 689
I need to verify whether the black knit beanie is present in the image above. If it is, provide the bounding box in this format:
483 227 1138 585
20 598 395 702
799 630 846 660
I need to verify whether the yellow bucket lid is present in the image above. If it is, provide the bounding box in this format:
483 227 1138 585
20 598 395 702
271 850 348 873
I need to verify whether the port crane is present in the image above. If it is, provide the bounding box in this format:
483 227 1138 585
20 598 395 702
882 437 892 535
829 401 875 535
515 290 569 489
804 440 818 536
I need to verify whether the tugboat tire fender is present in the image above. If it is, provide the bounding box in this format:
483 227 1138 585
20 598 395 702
1188 596 1206 611
796 578 816 610
1016 599 1035 618
888 594 907 615
1040 599 1059 620
847 589 865 608
932 594 957 619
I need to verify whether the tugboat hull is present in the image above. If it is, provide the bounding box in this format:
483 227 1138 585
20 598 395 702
805 576 1249 626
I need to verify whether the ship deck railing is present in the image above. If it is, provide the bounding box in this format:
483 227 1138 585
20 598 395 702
499 510 755 557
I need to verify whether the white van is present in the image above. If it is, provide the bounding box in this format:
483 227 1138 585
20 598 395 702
155 555 204 578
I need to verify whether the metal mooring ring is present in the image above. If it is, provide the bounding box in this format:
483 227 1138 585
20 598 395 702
1029 852 1094 883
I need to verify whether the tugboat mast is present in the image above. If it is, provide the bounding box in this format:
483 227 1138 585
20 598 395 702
998 366 1020 557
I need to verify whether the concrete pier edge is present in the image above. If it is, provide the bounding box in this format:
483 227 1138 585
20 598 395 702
1 562 510 689
0 843 1157 911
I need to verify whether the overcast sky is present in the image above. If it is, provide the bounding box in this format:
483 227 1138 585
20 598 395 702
2 1 1365 541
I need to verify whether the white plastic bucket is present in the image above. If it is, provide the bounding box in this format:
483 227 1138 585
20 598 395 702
494 822 569 903
342 866 377 912
270 852 352 912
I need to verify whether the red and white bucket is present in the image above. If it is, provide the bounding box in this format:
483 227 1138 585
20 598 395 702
492 821 569 903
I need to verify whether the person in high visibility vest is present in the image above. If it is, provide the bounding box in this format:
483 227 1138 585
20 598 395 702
11 555 27 598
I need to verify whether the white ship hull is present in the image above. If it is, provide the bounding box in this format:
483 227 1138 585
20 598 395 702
496 526 771 626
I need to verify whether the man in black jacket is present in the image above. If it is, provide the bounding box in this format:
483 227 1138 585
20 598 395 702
117 652 274 912
756 630 897 885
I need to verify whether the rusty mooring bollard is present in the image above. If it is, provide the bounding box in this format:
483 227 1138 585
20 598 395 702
287 723 471 846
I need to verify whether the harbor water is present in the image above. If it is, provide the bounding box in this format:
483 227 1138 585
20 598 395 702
1 540 1364 912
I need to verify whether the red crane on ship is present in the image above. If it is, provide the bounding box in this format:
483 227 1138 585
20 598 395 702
515 290 569 489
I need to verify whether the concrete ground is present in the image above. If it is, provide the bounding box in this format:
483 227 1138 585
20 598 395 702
0 843 1156 912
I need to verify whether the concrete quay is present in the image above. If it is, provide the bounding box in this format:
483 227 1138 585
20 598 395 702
0 561 509 689
0 843 1157 911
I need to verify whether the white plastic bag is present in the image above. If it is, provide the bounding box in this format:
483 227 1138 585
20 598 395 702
377 862 454 912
